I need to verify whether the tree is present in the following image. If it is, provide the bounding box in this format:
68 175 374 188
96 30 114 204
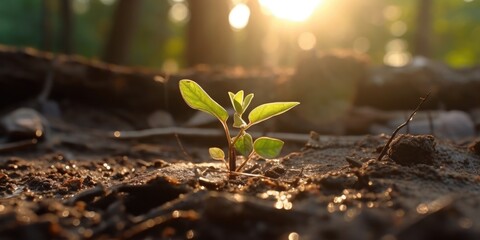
60 0 73 54
103 0 142 64
414 0 433 57
187 0 233 66
244 0 266 67
41 0 53 51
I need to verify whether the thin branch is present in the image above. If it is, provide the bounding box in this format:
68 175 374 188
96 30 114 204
215 169 293 184
427 110 434 135
235 151 256 172
174 133 193 163
0 139 38 153
377 92 431 161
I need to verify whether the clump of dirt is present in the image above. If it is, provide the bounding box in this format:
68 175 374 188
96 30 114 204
387 134 436 165
469 140 480 155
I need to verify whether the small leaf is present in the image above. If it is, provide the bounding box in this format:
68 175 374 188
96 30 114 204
229 91 244 113
253 137 284 159
234 91 244 105
234 133 253 156
209 147 225 161
233 113 247 128
248 102 299 126
242 93 254 111
179 79 229 122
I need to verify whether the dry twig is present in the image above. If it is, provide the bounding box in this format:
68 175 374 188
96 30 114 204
377 92 431 161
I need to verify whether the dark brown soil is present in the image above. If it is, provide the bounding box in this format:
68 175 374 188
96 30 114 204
1 107 480 240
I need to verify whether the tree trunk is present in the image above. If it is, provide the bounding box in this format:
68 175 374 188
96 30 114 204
103 0 142 64
414 0 433 57
244 0 265 67
60 0 73 54
187 0 233 67
40 0 53 51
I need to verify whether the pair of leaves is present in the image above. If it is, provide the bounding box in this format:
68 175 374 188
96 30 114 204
180 79 299 128
211 136 284 160
228 90 253 115
236 134 285 159
229 91 254 128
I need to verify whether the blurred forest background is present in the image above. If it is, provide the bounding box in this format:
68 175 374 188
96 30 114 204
0 0 479 72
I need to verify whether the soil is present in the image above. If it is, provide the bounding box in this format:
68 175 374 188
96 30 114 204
1 105 480 240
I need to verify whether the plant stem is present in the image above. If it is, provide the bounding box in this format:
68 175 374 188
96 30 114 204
221 121 236 172
231 128 246 146
236 151 256 172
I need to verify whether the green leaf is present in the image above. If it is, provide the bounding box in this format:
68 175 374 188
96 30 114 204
253 137 284 159
233 113 247 128
209 147 225 161
234 133 253 156
248 102 299 126
242 93 254 112
229 91 244 113
179 79 229 122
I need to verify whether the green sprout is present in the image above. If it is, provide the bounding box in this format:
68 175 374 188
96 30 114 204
179 79 299 173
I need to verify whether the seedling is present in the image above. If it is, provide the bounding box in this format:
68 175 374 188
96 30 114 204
179 79 299 173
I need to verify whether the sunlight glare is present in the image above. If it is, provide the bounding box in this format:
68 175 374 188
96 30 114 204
259 0 322 22
229 3 251 30
262 32 280 53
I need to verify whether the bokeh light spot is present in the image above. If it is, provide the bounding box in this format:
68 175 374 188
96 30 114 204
288 232 300 240
383 5 402 21
229 3 251 30
297 32 316 51
353 37 370 53
390 21 407 37
162 59 179 74
168 2 189 24
384 51 411 67
99 0 116 5
73 0 90 14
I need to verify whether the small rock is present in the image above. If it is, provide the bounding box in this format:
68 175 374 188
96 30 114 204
469 108 480 131
184 111 216 127
306 131 320 148
319 173 358 190
147 110 175 128
345 156 363 168
1 108 46 141
468 140 480 155
198 177 224 190
388 134 435 166
371 110 475 141
185 108 234 127
435 111 475 141
39 100 62 118
264 165 286 178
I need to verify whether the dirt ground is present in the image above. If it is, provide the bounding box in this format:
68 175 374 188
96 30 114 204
1 104 480 240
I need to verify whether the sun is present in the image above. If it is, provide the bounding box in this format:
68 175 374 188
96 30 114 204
259 0 323 22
